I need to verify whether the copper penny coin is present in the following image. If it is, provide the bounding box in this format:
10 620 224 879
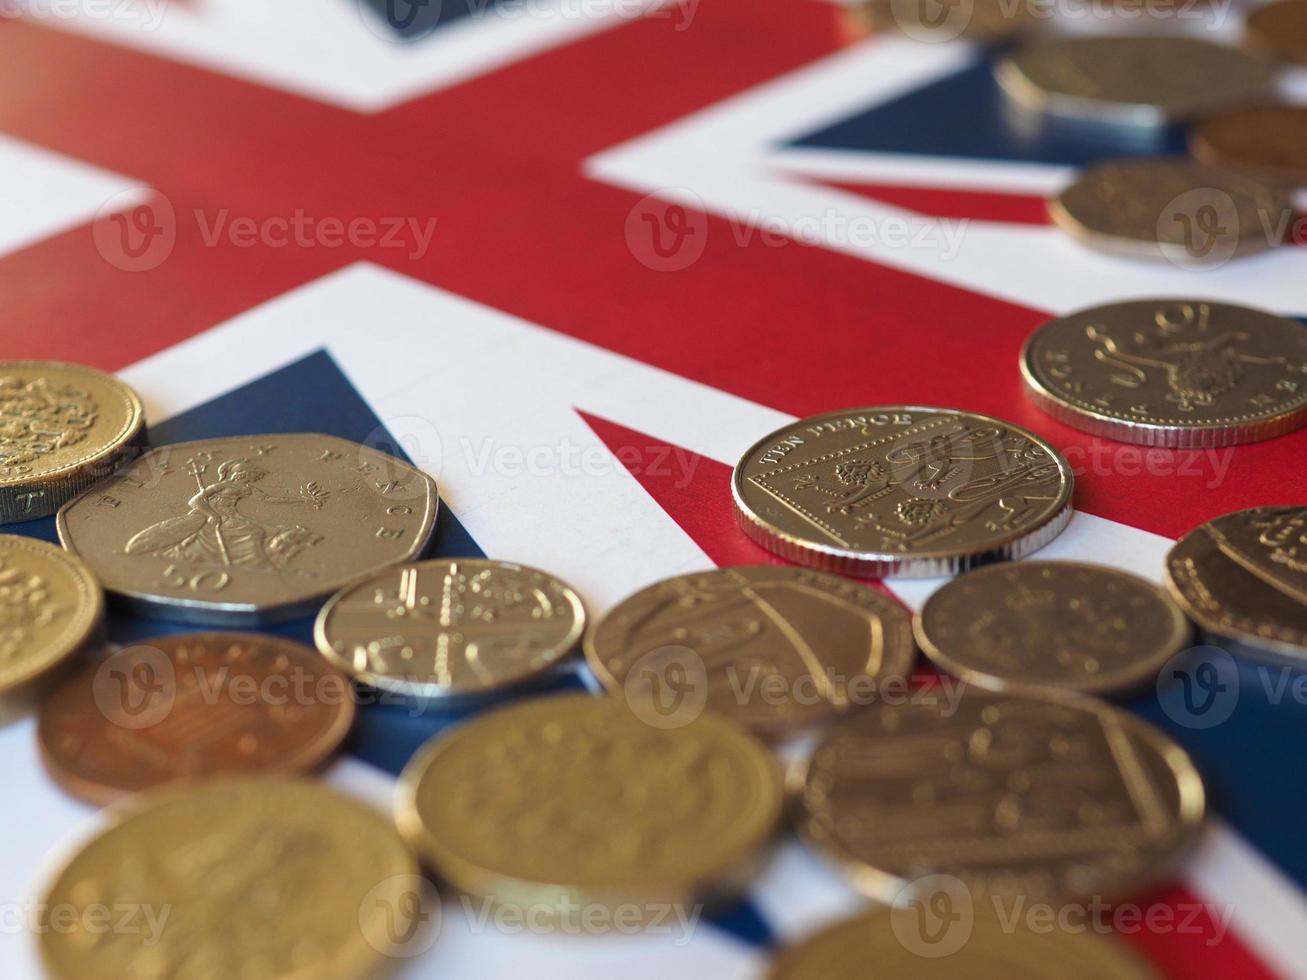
1192 103 1307 188
38 632 356 805
1246 0 1307 65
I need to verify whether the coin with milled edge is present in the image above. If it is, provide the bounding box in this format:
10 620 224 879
794 689 1205 903
1022 300 1307 447
0 535 102 695
732 407 1074 578
1165 506 1307 665
1246 0 1307 65
996 36 1279 128
586 565 915 736
765 907 1161 980
316 558 584 701
1050 158 1292 265
38 632 356 804
916 561 1191 696
1192 104 1307 187
57 433 438 625
0 361 145 523
398 694 782 918
38 778 421 980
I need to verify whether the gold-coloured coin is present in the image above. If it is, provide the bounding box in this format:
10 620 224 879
1049 158 1292 265
38 777 425 980
315 558 585 700
766 907 1161 980
585 565 916 737
1191 103 1307 187
0 534 101 694
794 689 1205 903
915 561 1191 696
1165 506 1307 665
1021 299 1307 447
1246 0 1307 65
58 433 439 625
398 694 783 918
0 361 145 523
732 407 1074 578
996 36 1278 128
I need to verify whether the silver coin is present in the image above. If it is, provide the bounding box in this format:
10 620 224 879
57 433 438 625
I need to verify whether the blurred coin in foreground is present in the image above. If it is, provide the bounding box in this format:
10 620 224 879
732 407 1074 578
916 561 1190 696
1166 506 1307 665
765 906 1161 979
1021 299 1307 447
1191 103 1307 188
1246 0 1307 65
586 565 916 736
0 535 101 695
0 360 145 523
398 694 782 921
794 688 1205 903
996 36 1278 128
38 632 355 804
58 432 438 625
39 778 423 980
316 558 584 702
1049 158 1292 266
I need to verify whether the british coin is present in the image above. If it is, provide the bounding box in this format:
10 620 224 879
397 694 783 918
38 632 356 805
766 907 1160 980
847 0 1043 44
38 778 423 980
0 535 102 695
585 565 916 736
794 688 1205 903
1165 506 1307 664
57 433 438 624
1049 158 1293 266
732 407 1074 578
0 360 145 523
1246 0 1307 65
915 561 1191 696
1191 103 1307 187
996 36 1278 128
1021 299 1307 447
315 558 585 701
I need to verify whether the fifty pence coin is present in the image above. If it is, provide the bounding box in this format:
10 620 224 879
0 361 145 523
766 907 1161 980
315 559 585 701
57 433 438 625
0 535 102 695
915 561 1191 696
1166 506 1307 665
38 778 424 980
1192 103 1307 187
1050 158 1293 266
38 633 356 805
732 407 1074 578
1246 0 1307 65
585 565 916 737
793 689 1205 903
996 36 1279 128
1022 299 1307 447
398 694 782 920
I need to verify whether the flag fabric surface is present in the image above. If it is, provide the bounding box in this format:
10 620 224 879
1 1 1306 976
